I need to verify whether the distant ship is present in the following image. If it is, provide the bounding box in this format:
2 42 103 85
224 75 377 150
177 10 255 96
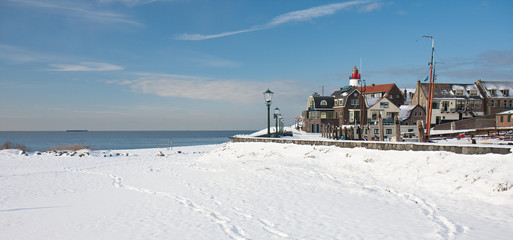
66 130 88 132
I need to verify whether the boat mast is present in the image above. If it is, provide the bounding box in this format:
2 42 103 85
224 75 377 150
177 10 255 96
423 36 435 142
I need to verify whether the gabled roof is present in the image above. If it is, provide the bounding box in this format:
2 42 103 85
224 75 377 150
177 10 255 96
399 105 424 121
357 83 395 95
399 105 416 121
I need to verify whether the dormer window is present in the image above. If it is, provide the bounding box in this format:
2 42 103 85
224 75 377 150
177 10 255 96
469 89 478 96
490 89 497 96
501 89 509 97
454 89 464 96
320 100 328 106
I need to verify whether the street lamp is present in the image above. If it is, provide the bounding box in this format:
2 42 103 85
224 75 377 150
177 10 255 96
274 107 280 137
263 89 273 137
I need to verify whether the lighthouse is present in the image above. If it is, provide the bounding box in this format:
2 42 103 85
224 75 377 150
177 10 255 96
349 66 361 87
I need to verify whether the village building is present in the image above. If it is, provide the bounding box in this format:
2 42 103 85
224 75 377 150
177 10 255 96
302 94 337 133
357 83 405 108
331 67 366 126
411 81 485 125
496 110 513 128
399 105 426 125
475 80 513 115
366 97 400 125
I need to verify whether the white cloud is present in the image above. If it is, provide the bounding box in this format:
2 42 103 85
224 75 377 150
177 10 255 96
48 62 124 71
8 0 142 26
174 0 380 40
358 2 384 12
114 73 308 104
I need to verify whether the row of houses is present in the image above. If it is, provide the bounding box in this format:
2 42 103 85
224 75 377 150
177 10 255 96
302 66 513 136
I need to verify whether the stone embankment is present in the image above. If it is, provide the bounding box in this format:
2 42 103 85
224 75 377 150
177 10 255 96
231 137 512 155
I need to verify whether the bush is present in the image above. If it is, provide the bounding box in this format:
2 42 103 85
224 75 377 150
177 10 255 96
45 144 91 152
1 142 30 152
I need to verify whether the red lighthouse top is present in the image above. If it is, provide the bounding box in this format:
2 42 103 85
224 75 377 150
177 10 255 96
351 66 361 79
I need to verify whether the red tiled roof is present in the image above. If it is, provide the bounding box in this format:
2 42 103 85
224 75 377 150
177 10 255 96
357 83 395 94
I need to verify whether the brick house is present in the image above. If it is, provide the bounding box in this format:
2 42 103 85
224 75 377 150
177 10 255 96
496 110 513 128
331 86 366 126
475 80 513 115
399 105 426 125
302 94 337 133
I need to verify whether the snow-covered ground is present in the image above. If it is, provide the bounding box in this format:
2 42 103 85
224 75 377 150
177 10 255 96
1 142 512 240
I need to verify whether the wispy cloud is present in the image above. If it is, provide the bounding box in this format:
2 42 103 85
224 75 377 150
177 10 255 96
0 44 62 63
174 0 380 40
48 62 124 71
8 0 142 26
113 73 307 103
98 0 172 6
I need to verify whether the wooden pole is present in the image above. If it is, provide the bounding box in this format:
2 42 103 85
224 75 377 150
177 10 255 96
424 36 435 142
378 113 384 141
394 115 402 142
417 120 425 142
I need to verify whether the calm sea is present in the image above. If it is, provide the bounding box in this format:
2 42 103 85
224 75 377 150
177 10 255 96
0 131 255 152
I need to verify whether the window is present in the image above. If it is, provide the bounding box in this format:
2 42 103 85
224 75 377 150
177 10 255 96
334 100 338 105
351 99 359 105
509 115 511 123
491 100 495 107
454 89 464 96
509 100 512 107
501 115 504 122
388 95 393 99
501 89 509 96
470 89 478 96
320 100 328 106
386 129 392 134
374 129 379 134
419 111 422 116
397 95 400 99
432 101 440 109
490 89 497 96
349 111 354 123
380 102 389 108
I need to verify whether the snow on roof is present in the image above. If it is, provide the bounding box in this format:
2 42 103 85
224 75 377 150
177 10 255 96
399 105 416 121
497 110 513 115
479 81 513 98
366 97 381 107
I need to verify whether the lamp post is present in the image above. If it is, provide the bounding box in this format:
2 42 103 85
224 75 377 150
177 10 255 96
263 89 274 137
274 107 280 137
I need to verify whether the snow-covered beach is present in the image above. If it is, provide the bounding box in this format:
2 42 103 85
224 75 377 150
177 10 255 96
1 139 512 239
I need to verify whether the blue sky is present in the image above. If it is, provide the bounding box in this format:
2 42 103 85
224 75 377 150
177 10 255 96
1 0 512 131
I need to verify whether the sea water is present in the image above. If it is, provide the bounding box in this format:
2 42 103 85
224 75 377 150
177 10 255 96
0 131 255 151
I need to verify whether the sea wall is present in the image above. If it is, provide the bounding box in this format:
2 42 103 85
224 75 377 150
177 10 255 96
231 137 512 155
